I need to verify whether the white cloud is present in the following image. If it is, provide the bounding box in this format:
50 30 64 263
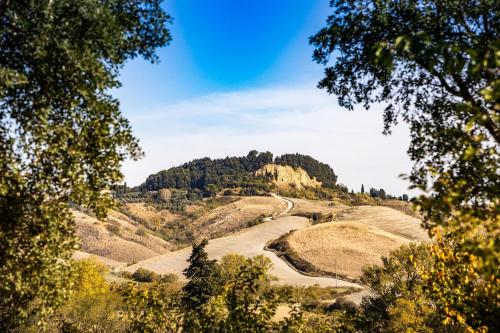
122 85 414 196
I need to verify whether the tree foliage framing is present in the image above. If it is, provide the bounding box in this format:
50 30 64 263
311 1 499 331
0 0 171 329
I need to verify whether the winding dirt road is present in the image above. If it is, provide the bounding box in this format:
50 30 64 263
123 195 361 289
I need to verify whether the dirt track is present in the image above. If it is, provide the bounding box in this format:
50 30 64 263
123 195 361 289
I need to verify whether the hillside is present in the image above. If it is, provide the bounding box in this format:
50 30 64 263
122 196 426 288
136 150 339 196
73 209 172 263
74 195 288 263
122 200 361 289
269 203 428 281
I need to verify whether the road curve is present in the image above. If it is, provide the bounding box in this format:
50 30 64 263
123 195 362 289
270 193 294 215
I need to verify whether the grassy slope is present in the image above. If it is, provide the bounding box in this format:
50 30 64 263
268 200 427 281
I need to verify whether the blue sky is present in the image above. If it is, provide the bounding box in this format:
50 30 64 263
116 0 414 196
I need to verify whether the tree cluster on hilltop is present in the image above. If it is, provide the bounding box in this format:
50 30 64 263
139 150 273 194
138 150 338 195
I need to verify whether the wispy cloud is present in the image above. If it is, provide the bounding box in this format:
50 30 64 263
122 85 414 196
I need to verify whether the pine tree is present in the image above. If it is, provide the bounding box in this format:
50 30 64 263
182 239 222 308
361 184 365 194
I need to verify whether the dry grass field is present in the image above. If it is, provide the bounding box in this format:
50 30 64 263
333 205 428 241
75 193 426 291
123 215 361 288
192 196 287 238
73 196 287 264
123 202 182 225
379 199 421 219
73 209 171 263
72 250 125 269
286 222 411 280
289 198 348 215
284 204 428 280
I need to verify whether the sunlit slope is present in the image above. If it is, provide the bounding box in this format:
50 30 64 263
73 209 171 263
333 205 428 241
122 215 361 288
190 196 287 238
73 196 286 263
286 205 428 280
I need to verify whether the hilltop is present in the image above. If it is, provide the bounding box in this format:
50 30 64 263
135 150 338 197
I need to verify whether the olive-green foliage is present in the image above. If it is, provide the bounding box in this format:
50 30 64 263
160 273 179 284
206 258 283 332
357 244 447 332
312 1 499 330
139 150 340 197
0 0 171 329
122 282 183 333
135 226 148 237
273 284 357 312
295 311 357 333
181 253 302 333
56 259 126 332
140 150 274 193
106 223 122 236
219 253 275 286
219 253 249 282
58 291 126 333
293 211 333 225
123 250 306 333
132 267 161 283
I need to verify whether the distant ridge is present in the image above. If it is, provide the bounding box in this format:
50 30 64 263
138 150 337 196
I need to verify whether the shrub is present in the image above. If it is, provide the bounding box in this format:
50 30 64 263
247 214 267 227
160 273 179 284
105 223 121 236
72 258 109 295
135 227 147 237
132 268 161 283
327 297 358 314
293 212 333 225
119 271 133 280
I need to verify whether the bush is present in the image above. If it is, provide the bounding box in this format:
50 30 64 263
119 271 133 280
105 223 121 236
247 214 267 227
326 297 358 314
160 273 179 284
293 212 333 225
132 268 161 283
135 227 147 237
72 258 109 295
